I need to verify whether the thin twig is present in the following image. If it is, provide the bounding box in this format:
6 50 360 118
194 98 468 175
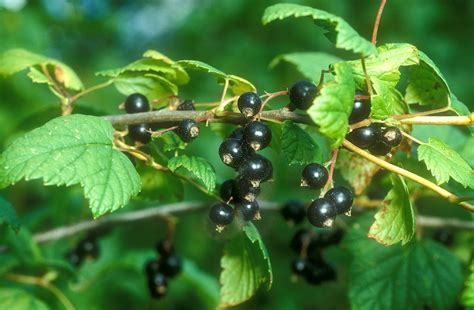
399 114 473 126
360 57 374 95
392 106 451 119
372 0 387 45
321 148 339 195
401 131 425 145
70 80 113 102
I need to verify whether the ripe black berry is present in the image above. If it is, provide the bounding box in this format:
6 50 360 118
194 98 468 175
234 177 261 202
156 239 174 257
209 202 234 226
220 179 236 202
281 200 306 224
176 119 199 142
77 237 99 260
160 254 182 278
290 229 313 254
379 126 402 147
229 127 244 141
349 91 371 124
325 186 353 215
291 257 310 276
238 92 262 118
219 138 248 168
238 154 273 184
147 272 168 298
301 163 328 189
316 228 345 247
307 198 337 228
304 263 336 285
128 124 152 144
288 80 318 110
145 259 160 276
177 99 195 111
346 124 378 148
125 93 150 114
243 121 272 151
65 250 83 267
433 228 454 247
368 140 392 156
235 200 259 221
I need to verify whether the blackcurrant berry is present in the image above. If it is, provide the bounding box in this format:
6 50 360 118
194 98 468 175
243 121 272 151
229 127 244 141
325 186 353 215
159 254 182 278
307 198 337 228
177 99 195 111
290 229 313 254
238 92 262 118
209 202 234 226
288 80 318 110
220 179 236 202
147 272 168 298
65 250 83 267
301 163 328 189
235 200 259 221
304 263 336 285
291 257 310 276
379 126 402 147
238 154 273 184
433 228 454 247
145 259 161 276
234 177 261 202
77 237 99 260
306 245 325 266
346 124 378 148
156 239 174 257
128 124 152 144
219 138 248 168
317 228 345 247
367 140 392 156
176 119 199 142
125 93 150 114
349 91 371 124
281 200 306 224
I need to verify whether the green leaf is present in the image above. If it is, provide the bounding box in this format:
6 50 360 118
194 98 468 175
158 131 186 152
0 114 141 217
0 196 20 232
350 43 419 86
368 175 415 245
4 227 42 264
337 149 380 195
112 72 178 99
371 77 409 119
0 288 49 310
220 223 272 307
137 165 183 202
345 215 463 310
168 155 216 192
262 3 376 56
280 121 321 165
26 67 52 86
461 262 474 307
176 60 256 95
418 137 473 187
269 52 341 80
405 51 451 107
307 62 355 147
181 260 220 309
0 48 83 91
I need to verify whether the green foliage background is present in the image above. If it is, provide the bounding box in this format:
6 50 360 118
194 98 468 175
0 1 473 309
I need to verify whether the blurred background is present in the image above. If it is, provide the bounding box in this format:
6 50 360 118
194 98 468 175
0 0 473 309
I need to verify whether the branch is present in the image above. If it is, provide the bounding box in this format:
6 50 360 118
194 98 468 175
372 0 387 45
399 114 474 125
30 201 473 245
343 139 474 212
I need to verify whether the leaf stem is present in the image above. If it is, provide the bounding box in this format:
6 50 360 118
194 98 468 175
392 106 451 119
342 139 474 212
360 57 374 95
321 148 339 195
401 131 425 145
4 273 75 310
70 79 113 102
372 0 387 45
399 114 473 125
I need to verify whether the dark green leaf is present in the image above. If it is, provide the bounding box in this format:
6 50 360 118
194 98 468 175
262 3 376 56
0 196 20 232
269 52 341 81
0 115 141 217
168 155 216 192
307 62 355 147
461 262 474 308
280 121 321 165
368 175 415 245
112 72 178 99
0 288 49 310
180 260 220 309
220 223 272 307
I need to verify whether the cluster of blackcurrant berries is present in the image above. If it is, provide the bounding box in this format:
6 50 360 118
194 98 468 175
345 91 403 156
124 93 200 145
300 163 354 227
208 92 274 230
144 239 182 299
65 235 100 267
